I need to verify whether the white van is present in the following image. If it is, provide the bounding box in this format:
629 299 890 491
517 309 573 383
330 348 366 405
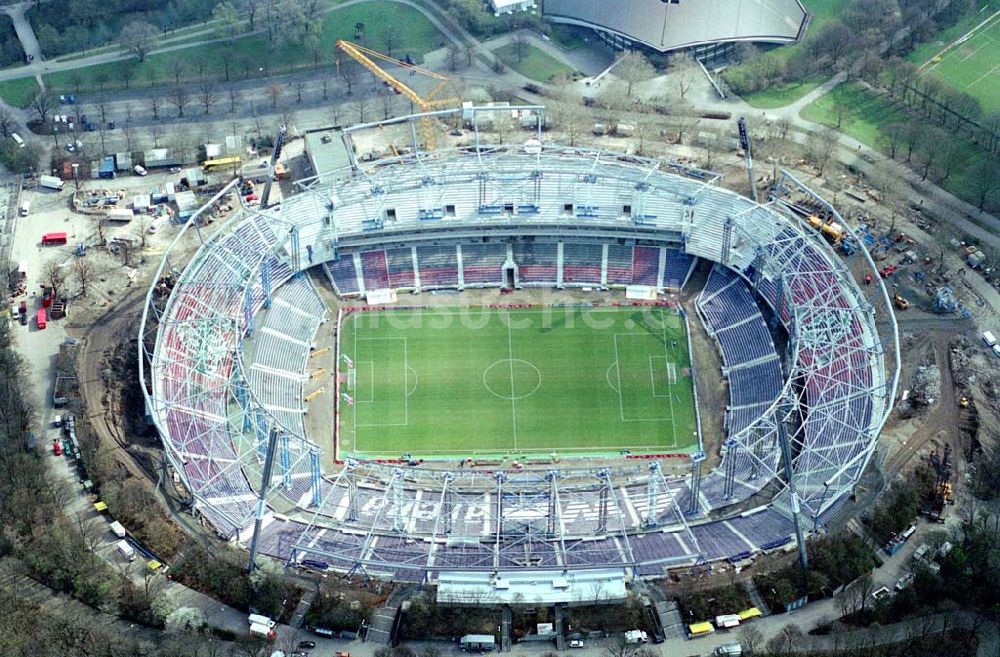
19 200 29 216
248 613 275 629
11 133 24 148
714 644 743 657
117 540 136 561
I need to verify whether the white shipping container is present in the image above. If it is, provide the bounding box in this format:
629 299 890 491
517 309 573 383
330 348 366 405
106 208 134 223
983 331 997 348
117 540 135 561
108 520 126 538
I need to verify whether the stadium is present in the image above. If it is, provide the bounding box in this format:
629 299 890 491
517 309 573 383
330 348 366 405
138 107 899 591
541 0 809 56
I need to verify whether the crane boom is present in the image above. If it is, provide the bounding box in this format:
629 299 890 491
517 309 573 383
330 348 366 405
335 39 460 150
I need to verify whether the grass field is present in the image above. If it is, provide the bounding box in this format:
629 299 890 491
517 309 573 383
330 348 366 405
917 7 1000 111
801 82 989 209
337 306 698 460
495 43 574 82
0 1 443 105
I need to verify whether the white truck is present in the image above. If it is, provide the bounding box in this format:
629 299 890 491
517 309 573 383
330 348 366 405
249 623 276 641
714 644 743 657
116 540 135 561
624 630 648 645
983 331 997 348
39 175 65 191
248 613 276 629
108 520 126 539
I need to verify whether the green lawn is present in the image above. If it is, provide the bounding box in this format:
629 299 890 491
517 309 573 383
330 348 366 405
495 43 574 82
0 77 40 108
338 306 698 460
915 8 1000 112
801 82 989 210
742 76 826 109
907 0 994 65
14 1 442 100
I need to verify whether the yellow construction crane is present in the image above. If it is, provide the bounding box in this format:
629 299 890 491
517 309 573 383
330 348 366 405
336 39 460 150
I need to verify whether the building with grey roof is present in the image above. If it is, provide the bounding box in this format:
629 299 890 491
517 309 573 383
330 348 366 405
543 0 808 55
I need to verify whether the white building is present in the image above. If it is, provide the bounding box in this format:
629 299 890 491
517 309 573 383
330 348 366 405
489 0 535 15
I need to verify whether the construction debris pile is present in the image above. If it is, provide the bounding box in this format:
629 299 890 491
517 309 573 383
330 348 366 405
900 363 941 414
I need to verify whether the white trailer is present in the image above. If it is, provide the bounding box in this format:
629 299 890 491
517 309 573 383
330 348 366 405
983 331 997 348
116 540 135 561
248 613 275 629
624 630 648 644
108 520 126 538
39 175 65 190
106 208 134 223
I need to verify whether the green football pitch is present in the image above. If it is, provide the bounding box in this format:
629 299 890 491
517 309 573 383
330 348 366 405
921 8 1000 110
337 306 699 460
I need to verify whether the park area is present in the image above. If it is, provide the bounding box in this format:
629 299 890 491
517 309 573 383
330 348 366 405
0 0 445 107
494 42 574 82
337 306 699 460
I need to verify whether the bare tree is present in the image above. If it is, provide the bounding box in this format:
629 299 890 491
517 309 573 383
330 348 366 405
133 214 148 249
146 123 165 148
512 31 528 63
970 158 1000 210
0 107 15 138
168 86 192 118
807 127 839 176
293 80 307 103
279 106 297 132
119 62 136 90
352 97 370 123
122 123 136 152
738 625 764 655
615 50 655 98
42 260 66 294
73 258 95 297
341 61 359 95
381 24 399 57
266 82 283 108
120 20 159 62
147 93 162 120
198 81 218 115
30 90 58 123
228 85 242 113
668 53 699 101
379 89 396 120
447 45 461 72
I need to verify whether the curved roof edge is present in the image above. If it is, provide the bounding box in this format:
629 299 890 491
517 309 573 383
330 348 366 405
543 0 808 53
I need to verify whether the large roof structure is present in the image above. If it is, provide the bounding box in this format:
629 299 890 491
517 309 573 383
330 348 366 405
542 0 808 53
138 108 898 589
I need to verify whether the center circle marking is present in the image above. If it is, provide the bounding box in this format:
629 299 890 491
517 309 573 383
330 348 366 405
483 359 542 400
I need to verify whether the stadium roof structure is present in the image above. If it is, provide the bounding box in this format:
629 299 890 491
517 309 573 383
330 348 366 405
543 0 808 53
139 107 898 587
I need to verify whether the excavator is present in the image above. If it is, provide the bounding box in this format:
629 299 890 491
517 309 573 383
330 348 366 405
336 40 460 150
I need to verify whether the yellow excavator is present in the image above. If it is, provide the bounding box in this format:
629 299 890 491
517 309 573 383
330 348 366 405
336 40 460 150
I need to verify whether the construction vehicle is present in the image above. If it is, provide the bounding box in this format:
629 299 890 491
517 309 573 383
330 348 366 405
893 291 909 310
336 40 460 150
959 396 970 408
925 445 954 522
805 214 846 243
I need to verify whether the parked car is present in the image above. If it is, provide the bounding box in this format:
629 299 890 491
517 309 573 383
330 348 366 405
168 166 181 174
297 642 316 650
569 640 584 648
133 165 148 176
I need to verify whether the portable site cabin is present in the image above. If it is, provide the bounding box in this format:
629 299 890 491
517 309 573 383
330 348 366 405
36 308 46 329
715 614 741 629
460 635 496 651
688 622 715 638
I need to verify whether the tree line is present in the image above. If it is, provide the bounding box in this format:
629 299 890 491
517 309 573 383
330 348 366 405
724 0 977 97
30 0 224 58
